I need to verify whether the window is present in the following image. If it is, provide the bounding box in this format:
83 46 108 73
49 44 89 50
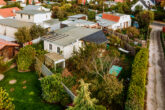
20 14 22 18
49 44 52 50
28 15 30 19
57 47 60 54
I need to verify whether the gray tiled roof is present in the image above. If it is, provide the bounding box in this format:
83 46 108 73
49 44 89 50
97 18 116 27
42 26 107 46
24 5 41 10
44 19 60 24
0 19 34 28
16 10 50 15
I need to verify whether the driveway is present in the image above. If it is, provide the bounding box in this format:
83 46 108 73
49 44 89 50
146 25 165 110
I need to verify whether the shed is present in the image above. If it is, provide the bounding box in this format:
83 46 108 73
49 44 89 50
109 65 122 77
45 52 65 70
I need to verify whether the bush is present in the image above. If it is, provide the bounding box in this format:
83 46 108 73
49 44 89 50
0 87 15 110
17 46 36 71
0 57 9 73
125 48 149 110
40 74 72 106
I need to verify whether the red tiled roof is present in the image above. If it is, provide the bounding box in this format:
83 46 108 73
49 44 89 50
115 0 124 3
0 39 19 50
102 13 120 22
0 0 6 5
0 7 20 18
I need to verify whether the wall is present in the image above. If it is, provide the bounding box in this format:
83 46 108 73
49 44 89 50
44 40 83 59
0 24 17 38
15 13 34 22
33 13 51 24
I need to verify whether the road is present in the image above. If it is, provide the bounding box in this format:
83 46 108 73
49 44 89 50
146 25 165 110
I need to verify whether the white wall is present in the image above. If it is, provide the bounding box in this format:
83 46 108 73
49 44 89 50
15 12 51 24
15 13 34 22
0 24 17 38
44 40 83 59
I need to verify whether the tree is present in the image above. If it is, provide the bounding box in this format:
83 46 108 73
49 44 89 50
40 74 72 106
161 0 165 7
26 0 29 5
134 5 143 15
67 79 98 110
109 34 121 46
126 27 140 39
17 46 36 71
15 27 31 43
29 25 47 40
88 11 96 21
90 74 123 109
0 87 15 110
136 10 154 29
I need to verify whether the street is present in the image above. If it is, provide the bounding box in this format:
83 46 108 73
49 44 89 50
146 25 165 110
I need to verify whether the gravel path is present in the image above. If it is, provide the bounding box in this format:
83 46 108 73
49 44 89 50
146 27 165 110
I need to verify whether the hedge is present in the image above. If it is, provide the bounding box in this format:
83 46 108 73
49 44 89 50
125 48 149 110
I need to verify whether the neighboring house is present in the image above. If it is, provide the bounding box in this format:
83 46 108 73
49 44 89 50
131 0 155 11
0 39 19 59
23 5 50 11
0 0 6 8
0 7 21 19
96 12 131 30
42 26 107 59
62 19 98 28
0 8 60 38
68 14 88 20
0 19 34 38
114 0 124 3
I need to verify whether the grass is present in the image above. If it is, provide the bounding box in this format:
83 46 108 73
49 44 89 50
0 68 63 110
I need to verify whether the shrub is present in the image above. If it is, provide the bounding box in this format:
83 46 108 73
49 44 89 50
125 48 149 110
17 46 36 71
0 57 9 73
40 74 72 106
0 87 15 110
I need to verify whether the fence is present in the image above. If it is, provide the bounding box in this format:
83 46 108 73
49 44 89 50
36 58 75 101
104 29 147 47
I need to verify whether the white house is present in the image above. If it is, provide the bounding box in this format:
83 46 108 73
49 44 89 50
0 8 60 38
96 12 131 30
42 26 107 59
131 0 155 11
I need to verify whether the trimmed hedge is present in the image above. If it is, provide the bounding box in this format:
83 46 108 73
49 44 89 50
125 48 149 110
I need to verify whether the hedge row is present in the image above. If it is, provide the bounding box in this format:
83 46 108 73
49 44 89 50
125 48 149 110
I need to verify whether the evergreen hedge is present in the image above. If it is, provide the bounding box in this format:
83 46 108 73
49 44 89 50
125 48 149 110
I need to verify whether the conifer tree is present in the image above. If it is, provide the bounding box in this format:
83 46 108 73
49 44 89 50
67 79 97 110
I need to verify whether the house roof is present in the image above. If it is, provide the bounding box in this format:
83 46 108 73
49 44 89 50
0 39 19 50
97 18 116 27
0 19 34 28
140 0 149 8
44 19 60 25
0 35 16 42
69 14 87 19
24 5 41 10
16 10 50 15
66 19 97 26
102 13 120 22
0 7 20 18
45 52 65 62
42 26 107 46
0 0 6 5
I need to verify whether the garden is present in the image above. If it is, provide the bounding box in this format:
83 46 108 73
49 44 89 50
0 68 63 110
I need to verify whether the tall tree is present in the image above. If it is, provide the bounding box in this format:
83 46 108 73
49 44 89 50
136 10 154 29
15 27 31 43
67 79 98 110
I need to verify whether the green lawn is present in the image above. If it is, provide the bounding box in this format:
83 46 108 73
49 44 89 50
0 68 63 110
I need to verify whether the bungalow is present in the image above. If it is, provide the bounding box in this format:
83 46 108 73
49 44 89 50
0 39 19 59
0 0 6 8
96 12 131 30
0 7 21 19
42 26 107 59
131 0 155 11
